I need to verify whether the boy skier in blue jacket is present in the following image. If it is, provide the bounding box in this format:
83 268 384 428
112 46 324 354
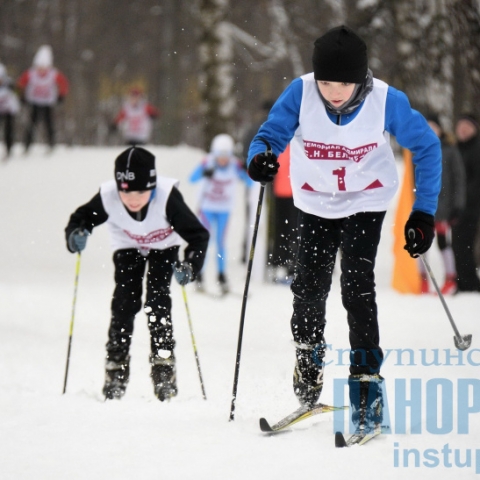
247 25 441 440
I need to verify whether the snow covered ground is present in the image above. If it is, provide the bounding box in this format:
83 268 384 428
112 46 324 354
1 144 480 479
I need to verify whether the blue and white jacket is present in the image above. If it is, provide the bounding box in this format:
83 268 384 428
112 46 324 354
248 74 441 217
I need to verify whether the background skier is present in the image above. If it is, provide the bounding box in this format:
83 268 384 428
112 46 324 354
17 45 69 152
0 63 19 159
112 86 160 146
189 133 251 294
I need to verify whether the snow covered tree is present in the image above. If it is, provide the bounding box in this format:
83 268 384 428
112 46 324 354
1 0 478 146
194 0 307 149
450 0 480 118
195 0 234 150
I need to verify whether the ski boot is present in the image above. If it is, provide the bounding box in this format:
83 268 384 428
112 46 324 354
348 373 384 435
150 352 177 402
293 341 325 408
218 272 229 295
103 356 130 400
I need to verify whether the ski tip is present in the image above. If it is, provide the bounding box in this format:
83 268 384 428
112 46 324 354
335 431 348 448
259 418 274 433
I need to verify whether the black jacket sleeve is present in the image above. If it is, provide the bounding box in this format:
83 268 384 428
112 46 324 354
65 191 109 252
166 187 209 276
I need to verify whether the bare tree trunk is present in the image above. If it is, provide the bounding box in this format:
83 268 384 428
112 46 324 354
197 0 235 150
450 0 480 119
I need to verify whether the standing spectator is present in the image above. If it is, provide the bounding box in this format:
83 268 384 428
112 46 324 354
418 113 466 294
269 144 299 284
189 133 251 294
452 113 480 292
17 45 69 152
112 86 159 146
0 63 20 159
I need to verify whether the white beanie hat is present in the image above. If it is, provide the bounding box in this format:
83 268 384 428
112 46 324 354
210 134 234 156
33 45 53 67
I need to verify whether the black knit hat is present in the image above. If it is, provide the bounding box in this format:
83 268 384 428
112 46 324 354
458 112 479 130
114 146 156 191
425 112 441 128
312 25 368 83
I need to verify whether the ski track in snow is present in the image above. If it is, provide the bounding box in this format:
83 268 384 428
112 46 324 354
1 144 479 479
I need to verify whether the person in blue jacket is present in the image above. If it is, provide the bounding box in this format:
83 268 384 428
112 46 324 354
190 133 251 294
247 25 441 438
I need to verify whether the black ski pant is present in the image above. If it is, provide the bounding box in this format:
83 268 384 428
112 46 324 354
106 247 179 362
452 213 480 291
0 113 14 155
24 105 55 149
290 210 386 375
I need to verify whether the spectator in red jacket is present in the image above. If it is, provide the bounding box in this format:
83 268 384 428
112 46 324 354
17 45 69 152
112 86 160 146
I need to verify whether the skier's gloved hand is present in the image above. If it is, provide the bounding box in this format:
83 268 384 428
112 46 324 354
203 167 215 179
404 211 435 257
172 261 194 286
247 152 279 183
68 228 90 253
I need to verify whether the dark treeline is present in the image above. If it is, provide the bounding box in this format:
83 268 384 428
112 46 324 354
1 0 479 152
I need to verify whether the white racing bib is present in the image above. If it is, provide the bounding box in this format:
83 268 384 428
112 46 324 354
25 68 59 106
197 154 240 212
0 86 19 114
290 74 399 218
100 177 183 254
120 100 153 142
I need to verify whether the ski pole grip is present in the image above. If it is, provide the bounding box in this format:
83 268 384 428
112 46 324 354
255 137 273 186
256 136 272 156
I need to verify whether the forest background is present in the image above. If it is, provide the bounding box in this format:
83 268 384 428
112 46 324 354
0 0 479 152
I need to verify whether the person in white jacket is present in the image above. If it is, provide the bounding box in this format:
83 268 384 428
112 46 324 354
190 134 251 294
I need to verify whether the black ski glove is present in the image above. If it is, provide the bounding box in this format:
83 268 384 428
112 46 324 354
203 167 215 179
68 228 90 253
404 211 435 257
247 152 280 183
172 261 194 286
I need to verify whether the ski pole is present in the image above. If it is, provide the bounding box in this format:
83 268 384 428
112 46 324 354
181 285 207 400
62 252 82 394
408 230 472 350
229 138 271 421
